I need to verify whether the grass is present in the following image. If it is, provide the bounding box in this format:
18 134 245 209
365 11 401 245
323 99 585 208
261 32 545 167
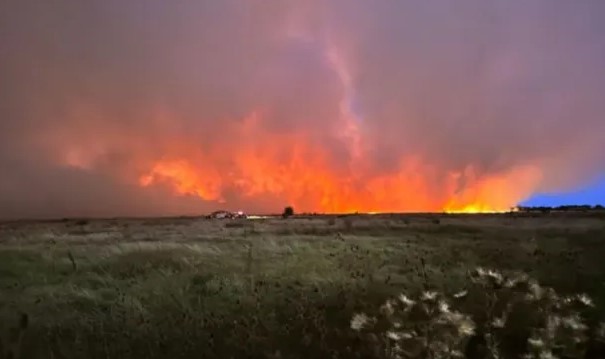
0 212 604 358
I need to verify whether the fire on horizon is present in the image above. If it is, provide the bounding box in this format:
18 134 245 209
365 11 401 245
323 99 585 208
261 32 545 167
1 1 605 218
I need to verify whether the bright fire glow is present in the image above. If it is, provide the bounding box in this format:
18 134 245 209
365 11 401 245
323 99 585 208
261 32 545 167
443 205 518 214
137 112 542 214
139 154 537 213
56 41 544 215
139 159 225 203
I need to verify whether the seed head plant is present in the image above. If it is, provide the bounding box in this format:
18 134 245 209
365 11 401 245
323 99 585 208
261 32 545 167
351 267 602 359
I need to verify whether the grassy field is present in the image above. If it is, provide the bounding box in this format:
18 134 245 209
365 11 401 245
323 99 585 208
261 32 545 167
1 212 605 358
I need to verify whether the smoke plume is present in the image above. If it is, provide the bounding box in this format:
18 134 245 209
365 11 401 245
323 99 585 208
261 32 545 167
1 0 605 218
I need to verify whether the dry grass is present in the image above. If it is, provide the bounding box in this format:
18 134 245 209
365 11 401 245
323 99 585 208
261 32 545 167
0 213 604 358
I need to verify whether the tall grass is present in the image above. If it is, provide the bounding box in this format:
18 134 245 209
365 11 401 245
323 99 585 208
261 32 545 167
0 214 604 358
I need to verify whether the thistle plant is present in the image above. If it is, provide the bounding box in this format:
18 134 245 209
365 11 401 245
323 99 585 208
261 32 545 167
351 290 475 358
462 267 595 359
351 267 601 359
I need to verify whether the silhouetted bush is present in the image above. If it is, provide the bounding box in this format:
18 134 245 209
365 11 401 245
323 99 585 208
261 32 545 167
282 206 294 218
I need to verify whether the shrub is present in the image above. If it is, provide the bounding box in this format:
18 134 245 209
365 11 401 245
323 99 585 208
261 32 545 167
282 206 294 218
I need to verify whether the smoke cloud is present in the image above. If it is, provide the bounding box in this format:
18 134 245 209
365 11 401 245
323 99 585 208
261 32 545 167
1 0 605 218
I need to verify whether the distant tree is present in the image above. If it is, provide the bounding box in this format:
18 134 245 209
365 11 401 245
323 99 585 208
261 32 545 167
282 206 294 218
595 204 604 210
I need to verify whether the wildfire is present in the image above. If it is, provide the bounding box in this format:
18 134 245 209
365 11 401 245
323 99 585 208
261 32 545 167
137 155 533 214
139 159 225 203
137 111 542 214
78 42 543 215
443 204 518 214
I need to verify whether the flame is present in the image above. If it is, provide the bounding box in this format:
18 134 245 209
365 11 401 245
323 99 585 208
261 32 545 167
443 204 516 214
139 159 225 203
137 111 542 214
138 154 538 213
56 44 543 215
442 165 542 213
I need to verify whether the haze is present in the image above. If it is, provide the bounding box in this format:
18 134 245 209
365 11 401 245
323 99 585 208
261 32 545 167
1 0 605 219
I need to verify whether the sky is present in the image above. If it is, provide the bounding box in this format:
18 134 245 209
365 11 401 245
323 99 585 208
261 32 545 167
523 176 605 207
1 0 605 219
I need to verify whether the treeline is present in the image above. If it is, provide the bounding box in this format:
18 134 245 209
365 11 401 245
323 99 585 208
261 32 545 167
517 204 604 213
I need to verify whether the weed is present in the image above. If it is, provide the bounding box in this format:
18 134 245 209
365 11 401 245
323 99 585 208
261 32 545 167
352 268 604 358
1 213 605 358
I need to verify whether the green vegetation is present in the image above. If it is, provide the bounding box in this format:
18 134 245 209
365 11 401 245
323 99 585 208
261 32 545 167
1 213 605 358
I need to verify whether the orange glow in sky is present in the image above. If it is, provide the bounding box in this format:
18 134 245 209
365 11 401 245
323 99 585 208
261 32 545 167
137 113 542 214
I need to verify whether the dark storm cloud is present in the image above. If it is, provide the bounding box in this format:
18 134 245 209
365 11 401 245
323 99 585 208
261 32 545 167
1 0 605 218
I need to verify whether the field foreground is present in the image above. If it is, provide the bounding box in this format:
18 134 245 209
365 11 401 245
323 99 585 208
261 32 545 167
1 212 605 358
